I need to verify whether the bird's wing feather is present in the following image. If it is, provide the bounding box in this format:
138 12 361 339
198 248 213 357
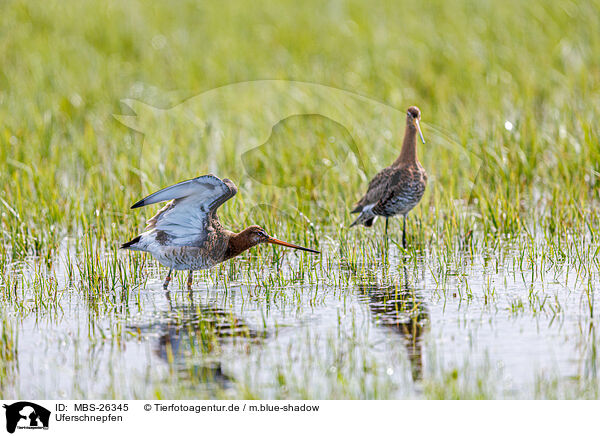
351 167 393 212
133 175 238 245
372 167 415 214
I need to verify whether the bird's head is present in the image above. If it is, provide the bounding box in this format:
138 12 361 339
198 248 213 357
406 106 425 144
244 225 319 253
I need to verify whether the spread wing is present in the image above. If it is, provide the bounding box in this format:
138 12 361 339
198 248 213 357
132 174 238 245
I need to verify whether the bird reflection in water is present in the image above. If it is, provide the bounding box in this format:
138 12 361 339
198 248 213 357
131 290 265 391
357 268 429 381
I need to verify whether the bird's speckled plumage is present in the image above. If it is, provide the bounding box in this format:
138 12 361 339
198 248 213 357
350 106 427 229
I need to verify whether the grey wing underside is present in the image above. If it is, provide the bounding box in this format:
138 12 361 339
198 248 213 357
132 174 238 246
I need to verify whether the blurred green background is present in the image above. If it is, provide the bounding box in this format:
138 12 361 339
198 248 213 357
0 0 598 257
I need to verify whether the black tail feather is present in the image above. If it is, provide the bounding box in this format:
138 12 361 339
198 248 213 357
350 214 376 228
120 235 141 249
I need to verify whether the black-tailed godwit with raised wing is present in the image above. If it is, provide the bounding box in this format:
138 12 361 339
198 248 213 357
121 174 319 290
350 106 427 247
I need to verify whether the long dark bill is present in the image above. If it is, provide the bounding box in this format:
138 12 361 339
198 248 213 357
267 237 320 254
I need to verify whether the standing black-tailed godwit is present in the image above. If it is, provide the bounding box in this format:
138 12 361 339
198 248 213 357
121 174 319 290
350 106 427 247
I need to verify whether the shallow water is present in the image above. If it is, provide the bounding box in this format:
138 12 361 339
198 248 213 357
2 237 599 399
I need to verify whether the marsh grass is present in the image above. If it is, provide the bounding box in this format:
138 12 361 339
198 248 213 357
1 0 599 399
0 317 18 395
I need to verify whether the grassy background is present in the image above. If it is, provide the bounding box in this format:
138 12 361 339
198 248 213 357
1 0 599 260
1 0 600 400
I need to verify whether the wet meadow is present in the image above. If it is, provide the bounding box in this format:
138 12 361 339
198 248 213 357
0 0 599 399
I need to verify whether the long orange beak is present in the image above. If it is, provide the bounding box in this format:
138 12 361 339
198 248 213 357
267 236 320 254
415 119 426 144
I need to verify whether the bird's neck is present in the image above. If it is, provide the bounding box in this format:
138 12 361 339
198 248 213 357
394 123 419 166
223 228 259 261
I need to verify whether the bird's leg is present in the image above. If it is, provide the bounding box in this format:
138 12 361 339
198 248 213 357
163 268 173 290
384 217 389 252
187 270 193 291
403 215 407 248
